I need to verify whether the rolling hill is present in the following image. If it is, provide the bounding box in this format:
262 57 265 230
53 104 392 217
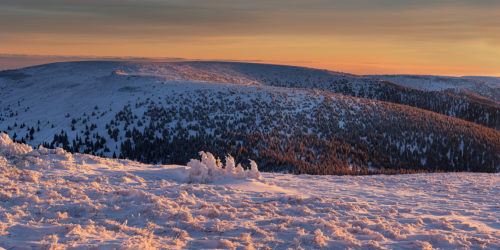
0 61 498 174
370 74 500 102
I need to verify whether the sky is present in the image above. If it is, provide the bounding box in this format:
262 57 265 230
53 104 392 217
1 0 500 76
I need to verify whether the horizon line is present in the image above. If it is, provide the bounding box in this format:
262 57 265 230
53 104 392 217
1 53 500 78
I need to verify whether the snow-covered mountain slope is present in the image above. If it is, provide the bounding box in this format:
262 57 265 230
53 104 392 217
0 133 499 249
120 61 500 128
370 74 500 103
2 61 498 129
0 61 499 174
128 61 500 128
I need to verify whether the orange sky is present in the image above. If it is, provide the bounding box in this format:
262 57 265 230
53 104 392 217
1 0 500 76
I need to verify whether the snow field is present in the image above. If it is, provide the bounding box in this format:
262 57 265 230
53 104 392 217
0 133 499 249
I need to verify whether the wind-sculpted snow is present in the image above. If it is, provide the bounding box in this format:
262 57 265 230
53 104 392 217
187 152 261 183
0 133 498 249
0 132 32 156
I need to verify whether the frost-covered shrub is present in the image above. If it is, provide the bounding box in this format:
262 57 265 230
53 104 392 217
187 151 262 183
0 133 33 157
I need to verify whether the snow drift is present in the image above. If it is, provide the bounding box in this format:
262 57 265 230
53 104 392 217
187 152 261 183
0 133 33 156
0 133 498 249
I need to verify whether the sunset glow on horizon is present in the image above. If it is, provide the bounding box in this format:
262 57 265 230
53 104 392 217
2 0 500 76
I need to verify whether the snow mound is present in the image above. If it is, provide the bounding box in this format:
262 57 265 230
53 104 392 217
0 132 33 156
187 151 261 183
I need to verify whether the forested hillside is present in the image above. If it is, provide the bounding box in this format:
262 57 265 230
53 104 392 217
131 61 500 129
0 61 498 174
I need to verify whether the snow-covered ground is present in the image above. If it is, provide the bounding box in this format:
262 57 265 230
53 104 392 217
1 133 498 249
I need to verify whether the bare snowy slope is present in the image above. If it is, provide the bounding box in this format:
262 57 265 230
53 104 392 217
0 61 499 174
0 133 499 249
